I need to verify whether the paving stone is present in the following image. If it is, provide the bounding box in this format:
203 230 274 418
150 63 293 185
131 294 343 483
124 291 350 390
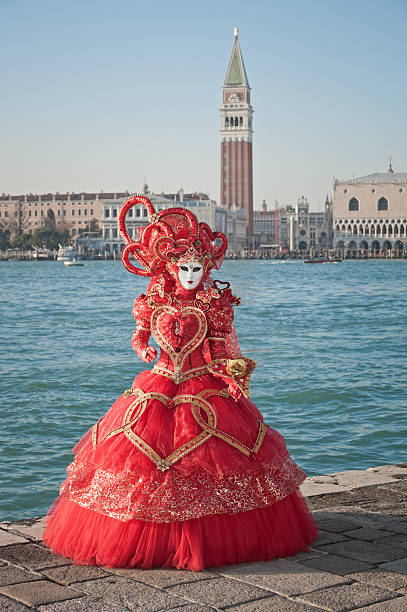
374 534 407 550
0 593 31 610
0 543 72 570
367 464 407 477
230 594 326 610
379 558 407 575
38 595 130 610
4 517 45 542
301 481 349 497
276 548 324 563
296 582 397 611
301 554 373 576
0 580 83 607
111 566 215 588
352 595 407 610
168 575 271 608
41 564 110 585
317 518 361 533
314 530 349 546
379 520 407 535
0 564 43 586
165 606 213 611
342 528 393 542
214 559 349 596
72 575 189 610
319 541 407 564
0 531 29 546
347 569 407 593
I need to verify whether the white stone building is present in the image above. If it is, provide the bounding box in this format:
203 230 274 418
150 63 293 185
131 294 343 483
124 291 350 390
253 196 333 253
333 165 407 255
102 188 229 254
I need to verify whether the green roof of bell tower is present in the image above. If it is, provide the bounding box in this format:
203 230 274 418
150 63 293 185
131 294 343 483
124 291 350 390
224 29 250 87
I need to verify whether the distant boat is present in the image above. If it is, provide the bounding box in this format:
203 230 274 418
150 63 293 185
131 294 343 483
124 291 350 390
64 259 84 267
32 248 52 260
57 245 80 262
304 257 343 264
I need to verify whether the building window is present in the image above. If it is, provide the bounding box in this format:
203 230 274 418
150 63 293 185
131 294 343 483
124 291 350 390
78 209 81 216
72 210 75 215
239 116 243 126
112 228 118 238
63 210 66 216
143 208 147 217
28 210 31 217
399 188 404 193
378 197 389 211
136 209 140 217
35 210 37 217
128 209 133 217
112 209 117 217
371 188 376 193
105 209 110 218
84 209 87 215
349 197 359 211
104 229 110 239
344 189 348 193
225 118 229 127
90 209 93 215
58 210 60 216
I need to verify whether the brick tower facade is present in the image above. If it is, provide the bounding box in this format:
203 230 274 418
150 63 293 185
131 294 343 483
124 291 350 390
220 28 253 234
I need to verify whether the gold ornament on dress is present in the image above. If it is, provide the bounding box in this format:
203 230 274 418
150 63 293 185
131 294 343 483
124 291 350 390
226 358 247 378
150 305 207 377
92 387 266 467
207 357 257 399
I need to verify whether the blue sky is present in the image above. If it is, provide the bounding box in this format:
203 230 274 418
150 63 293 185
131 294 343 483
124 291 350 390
1 0 406 210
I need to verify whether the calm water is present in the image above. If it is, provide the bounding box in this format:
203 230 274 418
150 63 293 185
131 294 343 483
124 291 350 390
0 259 406 521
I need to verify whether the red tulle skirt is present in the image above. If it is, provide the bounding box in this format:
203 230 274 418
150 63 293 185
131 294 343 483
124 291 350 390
43 370 317 570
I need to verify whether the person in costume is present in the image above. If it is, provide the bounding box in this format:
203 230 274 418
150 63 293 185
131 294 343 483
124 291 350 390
43 195 317 571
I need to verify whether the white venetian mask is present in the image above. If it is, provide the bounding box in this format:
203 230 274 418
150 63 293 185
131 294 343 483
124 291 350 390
177 261 204 290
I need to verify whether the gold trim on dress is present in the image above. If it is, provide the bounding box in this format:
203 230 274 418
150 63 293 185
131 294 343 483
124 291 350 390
92 387 266 468
150 305 208 383
151 365 208 383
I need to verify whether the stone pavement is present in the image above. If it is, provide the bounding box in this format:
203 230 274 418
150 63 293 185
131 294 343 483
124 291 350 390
0 464 406 611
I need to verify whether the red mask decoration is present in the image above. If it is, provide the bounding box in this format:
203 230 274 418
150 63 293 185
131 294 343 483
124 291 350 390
118 195 228 284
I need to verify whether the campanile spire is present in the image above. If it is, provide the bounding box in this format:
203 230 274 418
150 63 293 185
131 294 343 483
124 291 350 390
220 28 253 234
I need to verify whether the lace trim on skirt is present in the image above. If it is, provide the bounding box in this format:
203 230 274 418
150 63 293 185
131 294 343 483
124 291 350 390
60 455 306 522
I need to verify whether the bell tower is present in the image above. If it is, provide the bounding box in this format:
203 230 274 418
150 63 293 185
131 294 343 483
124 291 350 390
220 28 253 234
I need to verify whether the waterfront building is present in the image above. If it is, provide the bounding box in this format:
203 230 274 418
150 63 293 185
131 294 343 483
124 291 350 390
102 185 228 254
333 163 407 255
220 28 254 235
253 196 333 253
0 191 130 239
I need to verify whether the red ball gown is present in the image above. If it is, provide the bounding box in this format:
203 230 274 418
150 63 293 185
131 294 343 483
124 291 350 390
43 197 317 571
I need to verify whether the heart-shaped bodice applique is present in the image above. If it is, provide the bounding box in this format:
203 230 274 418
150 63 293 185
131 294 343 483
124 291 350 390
151 305 208 373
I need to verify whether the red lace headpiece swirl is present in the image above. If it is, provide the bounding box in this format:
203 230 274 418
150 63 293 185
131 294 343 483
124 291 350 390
118 195 228 279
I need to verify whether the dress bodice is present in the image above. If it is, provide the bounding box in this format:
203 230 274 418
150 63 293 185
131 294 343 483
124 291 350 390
151 303 208 382
132 287 235 384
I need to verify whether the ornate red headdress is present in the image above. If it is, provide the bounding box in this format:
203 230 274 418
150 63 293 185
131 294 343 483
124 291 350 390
118 195 228 280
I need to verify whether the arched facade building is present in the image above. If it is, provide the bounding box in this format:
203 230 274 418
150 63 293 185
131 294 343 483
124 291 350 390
333 167 407 255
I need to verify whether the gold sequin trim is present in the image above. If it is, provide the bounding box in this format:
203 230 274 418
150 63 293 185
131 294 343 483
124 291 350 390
94 389 218 472
191 388 266 457
61 455 307 522
150 305 207 383
151 365 208 383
